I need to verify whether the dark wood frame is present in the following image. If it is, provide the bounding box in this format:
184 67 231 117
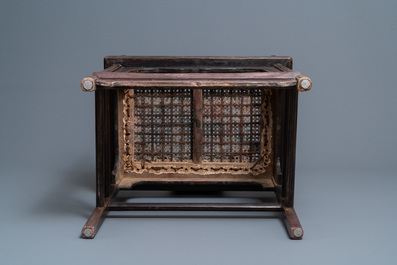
81 56 311 239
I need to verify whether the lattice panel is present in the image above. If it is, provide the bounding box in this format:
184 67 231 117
123 88 272 175
133 89 192 162
202 89 262 163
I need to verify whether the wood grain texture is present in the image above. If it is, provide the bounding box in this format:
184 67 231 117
94 71 300 80
284 207 304 239
283 90 298 207
95 90 106 207
94 79 297 88
118 175 275 190
104 56 293 69
192 89 203 163
82 207 105 239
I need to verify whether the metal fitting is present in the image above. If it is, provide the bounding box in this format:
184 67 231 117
81 77 96 92
297 77 312 92
293 228 303 238
82 228 94 238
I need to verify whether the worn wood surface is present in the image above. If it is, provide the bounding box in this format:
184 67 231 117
81 187 119 239
94 71 300 80
272 89 283 203
94 79 298 88
284 207 303 239
274 63 293 72
95 90 106 207
94 56 300 88
82 207 106 239
283 90 298 207
104 56 293 69
120 66 284 73
93 70 300 88
118 174 275 190
118 181 274 191
192 89 203 163
95 88 118 206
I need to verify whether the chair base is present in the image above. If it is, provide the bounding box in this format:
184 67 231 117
82 190 303 240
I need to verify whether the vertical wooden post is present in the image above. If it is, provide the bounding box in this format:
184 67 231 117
278 90 287 201
96 89 117 206
96 88 118 206
110 89 118 186
104 90 111 198
192 89 203 163
95 90 106 207
283 89 298 207
273 90 283 203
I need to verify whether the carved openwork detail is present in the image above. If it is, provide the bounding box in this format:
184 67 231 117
122 88 272 175
123 89 134 171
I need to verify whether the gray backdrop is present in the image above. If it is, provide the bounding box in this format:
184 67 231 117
1 1 396 264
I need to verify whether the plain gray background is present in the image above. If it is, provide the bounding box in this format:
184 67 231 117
1 0 396 264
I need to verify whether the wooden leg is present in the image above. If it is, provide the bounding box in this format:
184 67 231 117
82 207 106 239
82 186 118 239
283 207 303 240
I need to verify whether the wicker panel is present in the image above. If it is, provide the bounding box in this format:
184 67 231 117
122 88 272 175
133 88 192 162
202 89 262 163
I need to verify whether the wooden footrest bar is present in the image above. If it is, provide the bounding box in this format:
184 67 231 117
108 202 283 211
